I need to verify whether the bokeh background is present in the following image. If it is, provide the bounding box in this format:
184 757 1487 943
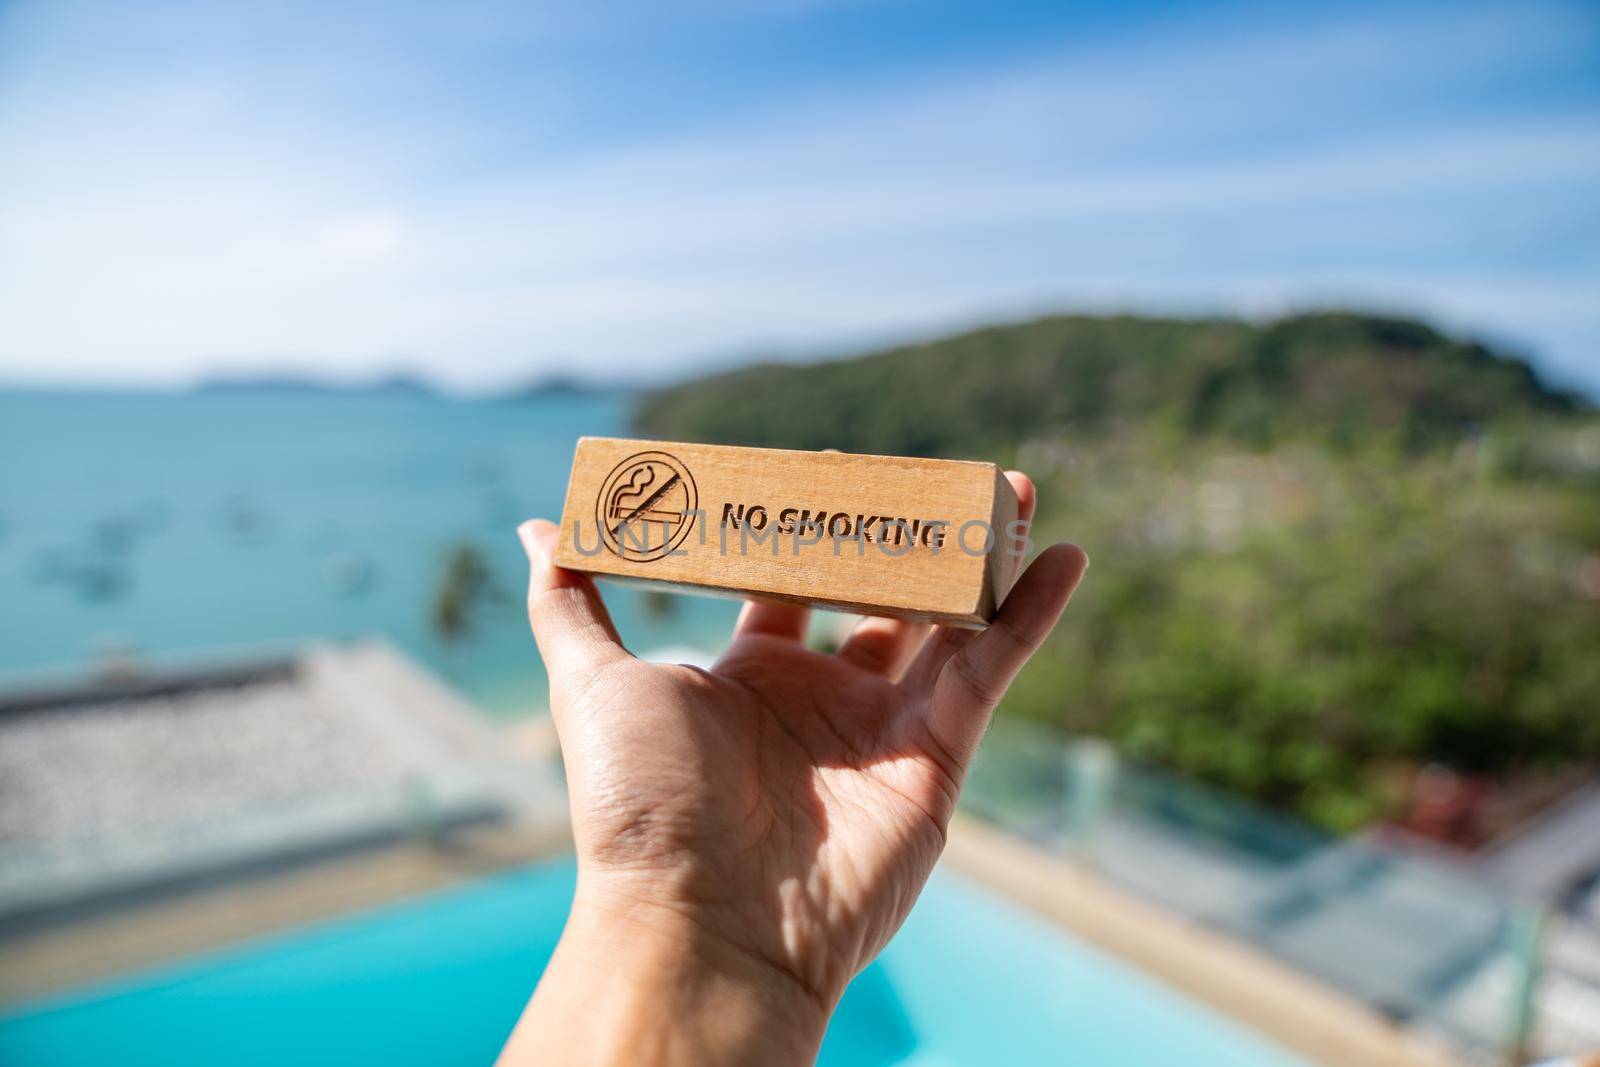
2 0 1599 1063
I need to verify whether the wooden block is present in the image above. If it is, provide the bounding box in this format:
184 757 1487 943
553 437 1024 628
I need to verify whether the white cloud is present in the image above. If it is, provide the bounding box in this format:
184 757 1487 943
315 212 409 265
0 0 1596 390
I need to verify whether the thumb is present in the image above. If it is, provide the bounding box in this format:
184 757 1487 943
517 519 629 693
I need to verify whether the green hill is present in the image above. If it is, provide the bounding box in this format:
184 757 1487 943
635 311 1580 456
630 311 1599 834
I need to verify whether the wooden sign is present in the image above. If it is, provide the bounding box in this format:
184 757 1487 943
554 437 1024 628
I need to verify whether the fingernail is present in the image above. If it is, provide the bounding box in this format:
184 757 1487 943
517 520 547 565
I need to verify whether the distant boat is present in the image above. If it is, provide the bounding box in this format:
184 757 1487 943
78 562 129 602
92 514 140 555
218 496 269 542
321 553 374 596
26 539 131 601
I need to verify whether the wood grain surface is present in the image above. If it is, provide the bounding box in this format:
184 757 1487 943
554 437 1023 627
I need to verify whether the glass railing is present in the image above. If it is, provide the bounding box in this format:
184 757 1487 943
962 717 1590 1062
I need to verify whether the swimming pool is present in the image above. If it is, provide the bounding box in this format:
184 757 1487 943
0 857 1307 1066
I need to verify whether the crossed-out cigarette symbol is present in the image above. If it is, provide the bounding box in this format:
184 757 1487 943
596 451 699 562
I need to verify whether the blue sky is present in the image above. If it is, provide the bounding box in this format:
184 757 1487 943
1 0 1597 392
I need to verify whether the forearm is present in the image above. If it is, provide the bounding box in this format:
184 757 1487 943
499 889 830 1067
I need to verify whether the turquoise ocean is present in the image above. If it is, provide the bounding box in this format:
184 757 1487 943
0 389 738 716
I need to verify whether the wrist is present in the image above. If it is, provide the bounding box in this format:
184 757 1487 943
503 882 831 1067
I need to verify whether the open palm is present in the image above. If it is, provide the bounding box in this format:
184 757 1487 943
516 471 1086 1020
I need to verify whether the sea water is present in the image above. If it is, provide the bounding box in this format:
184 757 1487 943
0 389 737 715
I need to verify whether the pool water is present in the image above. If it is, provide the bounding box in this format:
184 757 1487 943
0 858 1307 1067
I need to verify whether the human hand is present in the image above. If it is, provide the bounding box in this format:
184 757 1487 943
500 472 1086 1066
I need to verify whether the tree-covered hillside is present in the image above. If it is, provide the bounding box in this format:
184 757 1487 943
634 311 1599 833
636 311 1579 457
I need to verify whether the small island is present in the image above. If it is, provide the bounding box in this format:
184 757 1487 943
194 372 438 398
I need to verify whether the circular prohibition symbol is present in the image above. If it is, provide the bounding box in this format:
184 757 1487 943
595 450 699 562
